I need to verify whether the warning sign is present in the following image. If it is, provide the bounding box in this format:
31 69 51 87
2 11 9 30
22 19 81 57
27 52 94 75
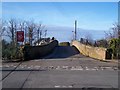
17 31 24 42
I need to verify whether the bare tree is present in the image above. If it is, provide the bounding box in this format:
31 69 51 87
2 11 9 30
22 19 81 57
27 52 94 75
104 30 113 40
105 22 120 40
0 19 6 37
85 33 93 45
111 23 120 38
2 18 46 46
4 19 18 47
26 21 36 46
36 23 45 44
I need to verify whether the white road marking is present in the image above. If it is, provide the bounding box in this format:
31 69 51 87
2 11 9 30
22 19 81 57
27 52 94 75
55 86 60 88
104 67 112 69
71 66 83 70
49 66 54 69
91 68 96 70
93 67 99 70
11 65 117 71
71 68 83 70
30 65 33 67
5 65 9 67
34 66 40 69
56 66 60 70
62 66 68 69
54 85 73 88
34 60 39 61
35 65 40 67
85 67 89 70
21 67 24 68
34 66 40 68
11 65 14 67
68 86 73 88
27 67 31 69
62 86 67 88
101 68 104 70
113 67 118 70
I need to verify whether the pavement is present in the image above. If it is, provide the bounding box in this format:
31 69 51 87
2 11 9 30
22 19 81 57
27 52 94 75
1 46 119 89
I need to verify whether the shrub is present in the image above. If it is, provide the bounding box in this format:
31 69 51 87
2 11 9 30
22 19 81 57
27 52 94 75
106 48 112 59
2 40 24 60
109 38 120 59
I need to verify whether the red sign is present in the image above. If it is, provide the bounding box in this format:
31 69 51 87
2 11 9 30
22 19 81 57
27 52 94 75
17 31 24 42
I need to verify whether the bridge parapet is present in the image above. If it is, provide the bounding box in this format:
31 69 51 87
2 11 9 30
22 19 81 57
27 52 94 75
23 40 58 60
72 40 107 60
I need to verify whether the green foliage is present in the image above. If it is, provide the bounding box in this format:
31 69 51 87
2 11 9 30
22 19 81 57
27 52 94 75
2 40 24 60
109 38 120 59
106 48 113 59
59 42 70 46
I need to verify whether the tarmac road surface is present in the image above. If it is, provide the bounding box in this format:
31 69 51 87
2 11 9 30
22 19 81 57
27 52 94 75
2 46 119 89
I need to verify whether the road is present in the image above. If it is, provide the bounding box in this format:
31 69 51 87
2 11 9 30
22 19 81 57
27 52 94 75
2 46 119 89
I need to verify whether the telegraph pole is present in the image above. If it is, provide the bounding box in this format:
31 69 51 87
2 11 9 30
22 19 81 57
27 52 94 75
37 28 39 45
75 20 77 40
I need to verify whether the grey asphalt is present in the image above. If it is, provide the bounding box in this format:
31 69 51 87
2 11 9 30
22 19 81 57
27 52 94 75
2 70 118 88
2 46 119 88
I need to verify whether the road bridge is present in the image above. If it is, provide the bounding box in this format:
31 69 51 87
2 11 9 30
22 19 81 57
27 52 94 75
44 46 81 59
2 45 118 89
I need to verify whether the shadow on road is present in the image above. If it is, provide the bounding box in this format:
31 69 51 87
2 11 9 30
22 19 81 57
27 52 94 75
44 46 80 59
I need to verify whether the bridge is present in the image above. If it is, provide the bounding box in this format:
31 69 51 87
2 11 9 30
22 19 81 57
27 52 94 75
44 46 80 59
2 40 118 89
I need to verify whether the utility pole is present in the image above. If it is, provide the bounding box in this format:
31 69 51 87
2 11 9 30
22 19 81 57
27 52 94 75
75 20 77 40
40 31 42 41
118 28 120 39
24 26 27 45
15 24 17 47
45 30 47 38
37 28 39 45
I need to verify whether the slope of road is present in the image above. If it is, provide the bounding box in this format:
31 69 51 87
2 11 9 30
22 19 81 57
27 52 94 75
44 46 85 59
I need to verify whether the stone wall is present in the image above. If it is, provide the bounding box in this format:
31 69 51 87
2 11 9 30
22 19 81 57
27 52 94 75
23 40 58 60
72 41 107 60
